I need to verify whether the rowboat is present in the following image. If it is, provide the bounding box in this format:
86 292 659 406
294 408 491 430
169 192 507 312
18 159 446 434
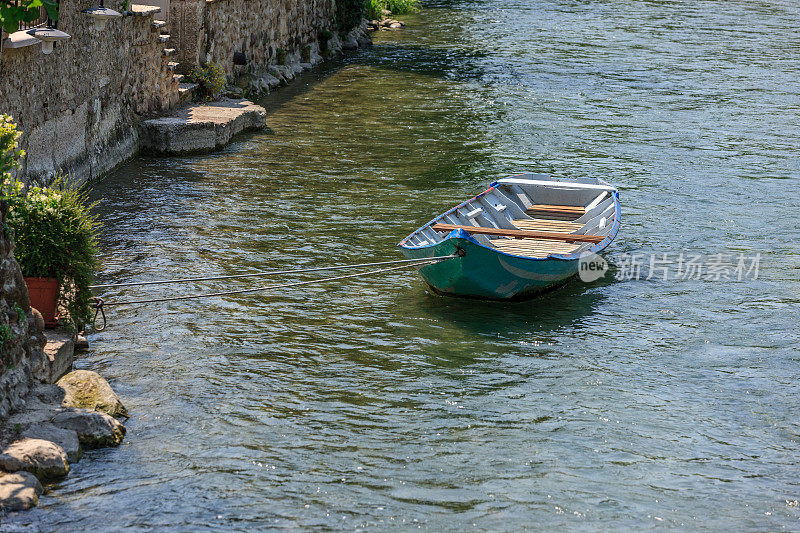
397 173 621 300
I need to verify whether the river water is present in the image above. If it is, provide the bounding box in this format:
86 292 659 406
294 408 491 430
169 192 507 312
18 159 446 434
11 0 800 530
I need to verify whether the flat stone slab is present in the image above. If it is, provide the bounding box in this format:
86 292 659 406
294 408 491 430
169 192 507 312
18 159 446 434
44 331 74 384
129 4 161 16
141 98 267 154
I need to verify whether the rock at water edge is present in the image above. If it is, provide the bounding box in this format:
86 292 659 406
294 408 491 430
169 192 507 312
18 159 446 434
0 438 69 479
57 370 128 419
0 472 43 511
23 423 82 462
52 409 126 448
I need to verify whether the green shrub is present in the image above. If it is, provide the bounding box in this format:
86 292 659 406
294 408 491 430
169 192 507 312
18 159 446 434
187 63 226 101
365 0 420 20
1 114 24 187
5 175 100 332
337 0 363 33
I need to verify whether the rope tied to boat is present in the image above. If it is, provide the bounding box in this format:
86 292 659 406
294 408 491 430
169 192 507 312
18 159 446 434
89 254 461 331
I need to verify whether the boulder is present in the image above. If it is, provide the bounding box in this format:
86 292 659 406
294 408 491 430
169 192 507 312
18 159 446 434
30 308 45 332
0 438 69 479
342 35 359 50
51 409 126 448
0 471 43 511
57 370 128 418
22 423 82 462
75 335 90 351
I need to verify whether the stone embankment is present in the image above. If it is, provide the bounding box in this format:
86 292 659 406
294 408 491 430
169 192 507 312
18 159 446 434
0 335 127 513
0 209 126 513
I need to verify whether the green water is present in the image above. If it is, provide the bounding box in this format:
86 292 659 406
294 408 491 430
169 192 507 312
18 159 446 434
11 0 800 530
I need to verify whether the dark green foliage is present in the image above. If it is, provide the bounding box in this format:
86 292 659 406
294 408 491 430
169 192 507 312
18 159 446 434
1 0 59 34
6 176 100 331
337 0 363 34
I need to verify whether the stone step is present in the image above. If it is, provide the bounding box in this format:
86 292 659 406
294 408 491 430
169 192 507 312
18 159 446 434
130 4 161 17
151 19 166 31
162 48 176 57
178 82 199 101
158 34 170 43
172 73 184 83
166 61 179 71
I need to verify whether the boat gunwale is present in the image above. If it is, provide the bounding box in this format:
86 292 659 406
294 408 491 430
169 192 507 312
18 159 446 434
397 175 621 262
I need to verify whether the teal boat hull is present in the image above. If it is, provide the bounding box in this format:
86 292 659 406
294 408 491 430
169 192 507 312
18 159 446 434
399 229 580 300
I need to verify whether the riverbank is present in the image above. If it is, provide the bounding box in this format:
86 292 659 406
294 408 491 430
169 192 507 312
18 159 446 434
21 0 795 528
0 215 127 513
0 0 374 186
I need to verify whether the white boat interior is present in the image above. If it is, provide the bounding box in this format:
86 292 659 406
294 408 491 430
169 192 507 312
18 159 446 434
404 174 619 258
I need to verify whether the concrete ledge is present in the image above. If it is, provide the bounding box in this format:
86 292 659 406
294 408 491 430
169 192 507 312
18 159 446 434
129 4 161 16
43 332 75 384
140 98 267 154
2 30 41 49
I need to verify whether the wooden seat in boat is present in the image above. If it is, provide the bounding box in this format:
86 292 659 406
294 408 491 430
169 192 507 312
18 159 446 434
512 218 584 233
491 238 581 258
526 204 586 221
430 223 604 244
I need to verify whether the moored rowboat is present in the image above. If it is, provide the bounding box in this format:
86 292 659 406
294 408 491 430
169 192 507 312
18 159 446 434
397 173 621 300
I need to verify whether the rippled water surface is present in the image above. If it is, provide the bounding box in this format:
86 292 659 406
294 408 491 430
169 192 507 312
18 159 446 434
12 0 800 530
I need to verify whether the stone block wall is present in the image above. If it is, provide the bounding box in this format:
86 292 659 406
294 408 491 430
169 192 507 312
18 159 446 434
0 0 180 184
0 205 49 419
170 0 337 80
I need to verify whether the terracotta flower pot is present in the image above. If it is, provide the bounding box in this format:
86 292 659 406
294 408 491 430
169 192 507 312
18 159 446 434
24 277 59 328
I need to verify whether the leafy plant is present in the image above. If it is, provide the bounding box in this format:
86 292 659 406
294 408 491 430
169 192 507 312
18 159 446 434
187 63 226 101
1 0 59 34
274 47 286 65
12 303 25 322
0 322 11 365
5 174 100 332
364 0 420 20
337 0 363 33
1 115 23 187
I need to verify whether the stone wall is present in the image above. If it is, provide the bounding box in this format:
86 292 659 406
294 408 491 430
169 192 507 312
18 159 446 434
0 204 49 419
0 1 180 184
0 0 366 184
170 0 367 92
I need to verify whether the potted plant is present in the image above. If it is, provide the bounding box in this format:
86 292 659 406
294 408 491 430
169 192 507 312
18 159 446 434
7 178 100 330
1 115 99 331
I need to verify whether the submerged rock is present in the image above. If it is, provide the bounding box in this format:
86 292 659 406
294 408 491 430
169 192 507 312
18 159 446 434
75 335 90 351
57 370 128 419
0 438 69 479
22 423 82 462
0 471 43 511
51 409 126 448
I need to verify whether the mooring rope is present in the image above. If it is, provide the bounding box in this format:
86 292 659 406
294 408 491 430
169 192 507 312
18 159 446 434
88 256 456 289
90 254 460 332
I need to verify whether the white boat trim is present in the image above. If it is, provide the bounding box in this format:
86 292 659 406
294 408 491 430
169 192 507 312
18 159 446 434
496 178 617 192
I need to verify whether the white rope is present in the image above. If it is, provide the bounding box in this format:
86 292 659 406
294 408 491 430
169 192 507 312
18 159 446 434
97 255 456 306
89 256 455 289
